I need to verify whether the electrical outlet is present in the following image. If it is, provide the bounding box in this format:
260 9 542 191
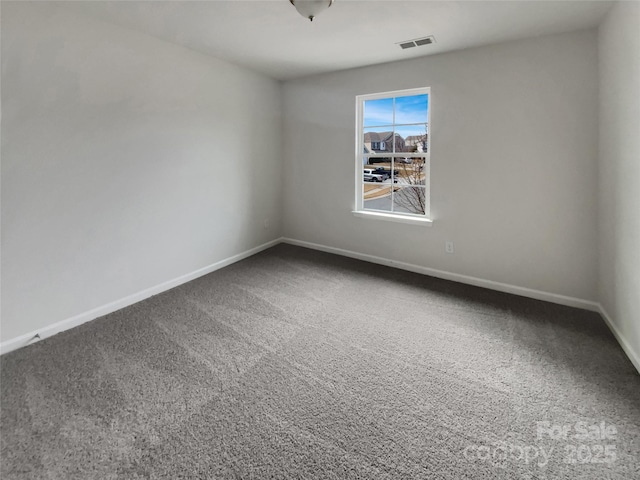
445 241 454 254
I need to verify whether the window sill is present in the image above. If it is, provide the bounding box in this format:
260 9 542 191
352 210 433 226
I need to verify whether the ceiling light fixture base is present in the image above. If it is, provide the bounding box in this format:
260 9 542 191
290 0 334 22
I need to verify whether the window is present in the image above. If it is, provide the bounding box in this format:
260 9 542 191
355 87 431 224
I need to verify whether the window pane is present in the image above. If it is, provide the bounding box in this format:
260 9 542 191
395 125 428 153
393 186 426 215
363 127 394 159
396 157 426 186
394 94 428 125
364 97 394 127
363 164 394 185
363 184 393 212
373 160 399 185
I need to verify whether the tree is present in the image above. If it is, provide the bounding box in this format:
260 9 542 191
393 158 426 215
393 130 427 215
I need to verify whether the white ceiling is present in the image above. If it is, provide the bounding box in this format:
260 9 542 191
61 0 614 80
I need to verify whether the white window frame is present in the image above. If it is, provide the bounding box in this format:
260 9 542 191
354 87 432 226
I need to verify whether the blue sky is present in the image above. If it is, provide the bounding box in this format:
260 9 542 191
364 94 428 127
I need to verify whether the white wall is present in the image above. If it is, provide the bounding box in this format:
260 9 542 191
598 2 640 365
282 30 599 301
1 3 282 343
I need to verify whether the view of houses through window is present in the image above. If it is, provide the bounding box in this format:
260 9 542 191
357 88 430 218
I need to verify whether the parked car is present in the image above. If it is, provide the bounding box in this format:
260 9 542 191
364 166 399 182
372 166 399 178
368 157 389 164
363 168 388 182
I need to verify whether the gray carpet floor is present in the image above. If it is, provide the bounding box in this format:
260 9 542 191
1 244 639 479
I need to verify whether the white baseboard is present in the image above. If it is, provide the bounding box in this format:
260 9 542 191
0 238 282 356
597 305 640 374
282 237 600 312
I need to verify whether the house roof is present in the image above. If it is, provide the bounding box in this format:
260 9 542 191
364 131 393 143
405 135 428 146
363 132 408 142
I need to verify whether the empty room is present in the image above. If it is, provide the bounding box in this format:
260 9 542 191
1 0 639 478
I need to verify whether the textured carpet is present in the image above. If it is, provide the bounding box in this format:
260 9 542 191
1 244 639 479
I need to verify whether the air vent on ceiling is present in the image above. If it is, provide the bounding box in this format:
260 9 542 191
415 37 434 46
397 35 436 50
